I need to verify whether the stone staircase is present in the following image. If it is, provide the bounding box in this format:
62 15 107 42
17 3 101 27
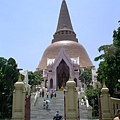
31 91 64 120
80 104 89 119
31 91 97 120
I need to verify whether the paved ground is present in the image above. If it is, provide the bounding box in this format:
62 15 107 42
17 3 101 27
31 91 98 120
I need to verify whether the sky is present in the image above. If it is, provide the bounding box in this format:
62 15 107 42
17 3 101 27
0 0 120 72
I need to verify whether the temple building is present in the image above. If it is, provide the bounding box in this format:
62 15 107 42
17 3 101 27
36 0 93 90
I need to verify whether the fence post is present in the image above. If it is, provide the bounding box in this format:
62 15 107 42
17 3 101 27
101 83 112 120
65 78 79 120
12 75 26 120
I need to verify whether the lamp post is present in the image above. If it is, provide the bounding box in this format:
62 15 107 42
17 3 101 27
17 68 23 71
17 68 23 77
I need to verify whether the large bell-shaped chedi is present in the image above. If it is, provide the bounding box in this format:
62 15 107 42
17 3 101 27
37 0 93 90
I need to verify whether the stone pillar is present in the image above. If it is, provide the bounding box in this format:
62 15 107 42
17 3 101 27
12 75 26 120
101 83 112 120
65 78 79 120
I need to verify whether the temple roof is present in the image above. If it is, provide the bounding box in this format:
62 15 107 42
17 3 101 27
52 0 78 43
56 0 73 31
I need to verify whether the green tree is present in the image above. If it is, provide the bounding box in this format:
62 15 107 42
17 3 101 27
0 57 19 118
28 71 43 87
79 69 92 88
86 88 101 117
94 21 120 96
34 71 44 85
79 68 101 117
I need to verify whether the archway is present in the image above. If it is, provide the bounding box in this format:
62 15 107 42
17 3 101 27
56 59 69 89
50 79 53 89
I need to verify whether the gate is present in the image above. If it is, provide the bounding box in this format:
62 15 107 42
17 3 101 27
98 95 102 120
25 95 31 120
78 99 80 119
64 92 66 120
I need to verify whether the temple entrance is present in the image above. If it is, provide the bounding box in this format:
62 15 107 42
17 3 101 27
56 59 69 90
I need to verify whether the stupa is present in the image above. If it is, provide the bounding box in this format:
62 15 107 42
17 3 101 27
37 0 93 90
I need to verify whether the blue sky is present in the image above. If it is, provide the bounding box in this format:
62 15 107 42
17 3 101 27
0 0 120 72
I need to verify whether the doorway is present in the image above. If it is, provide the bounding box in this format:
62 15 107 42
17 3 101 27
56 59 69 89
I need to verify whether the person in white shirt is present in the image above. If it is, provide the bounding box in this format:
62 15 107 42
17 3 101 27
42 99 46 109
114 109 120 120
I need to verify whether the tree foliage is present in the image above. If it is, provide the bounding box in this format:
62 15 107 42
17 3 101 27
28 71 44 87
0 57 19 118
94 21 120 96
79 69 92 85
86 88 101 117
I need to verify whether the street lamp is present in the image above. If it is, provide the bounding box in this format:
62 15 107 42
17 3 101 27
17 68 23 71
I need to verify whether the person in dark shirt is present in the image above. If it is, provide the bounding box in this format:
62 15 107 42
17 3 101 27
53 111 63 120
